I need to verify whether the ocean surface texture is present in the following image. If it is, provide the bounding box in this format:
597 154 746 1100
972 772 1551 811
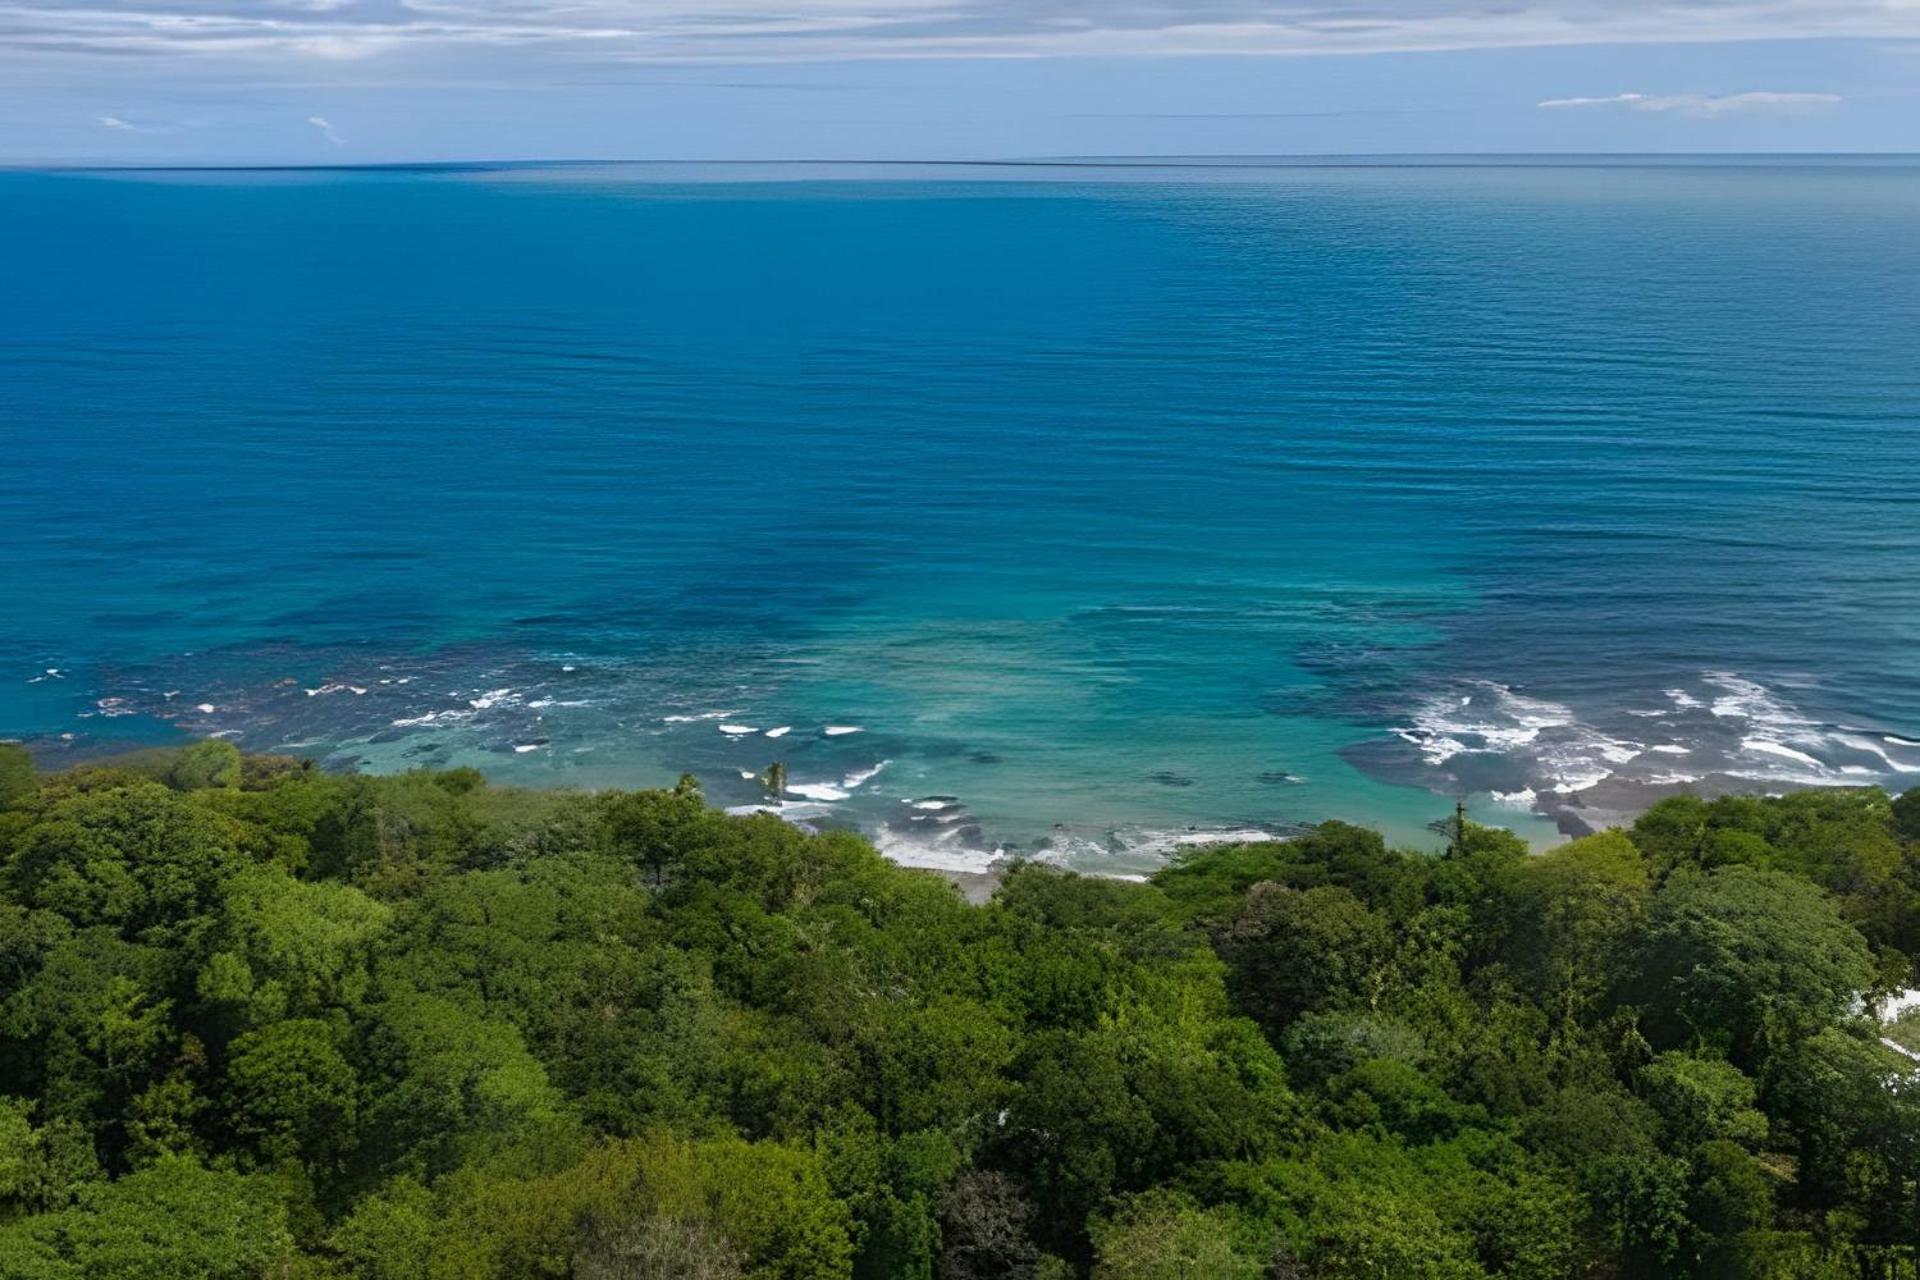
4 159 1919 871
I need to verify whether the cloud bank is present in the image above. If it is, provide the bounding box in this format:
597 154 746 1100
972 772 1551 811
1539 90 1845 116
2 0 1918 64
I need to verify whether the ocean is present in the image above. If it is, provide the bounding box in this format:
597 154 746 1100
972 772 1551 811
4 158 1919 872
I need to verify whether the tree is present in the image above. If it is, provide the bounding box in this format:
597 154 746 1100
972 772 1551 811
0 745 36 810
166 741 241 792
1895 787 1920 844
575 1213 747 1280
195 863 390 1029
223 1018 358 1168
939 1170 1041 1280
1090 1190 1263 1280
1632 866 1875 1064
1497 831 1650 1021
1584 1154 1692 1277
1304 1180 1487 1280
8 783 244 938
1636 1053 1767 1150
0 1156 295 1279
1220 883 1395 1030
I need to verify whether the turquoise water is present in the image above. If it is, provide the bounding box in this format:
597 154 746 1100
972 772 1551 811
4 160 1920 870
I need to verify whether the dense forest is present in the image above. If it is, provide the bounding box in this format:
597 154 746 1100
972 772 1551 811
3 741 1920 1278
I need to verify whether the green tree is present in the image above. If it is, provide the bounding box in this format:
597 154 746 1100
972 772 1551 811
196 863 390 1029
166 741 241 792
1090 1189 1263 1280
223 1018 358 1168
1219 883 1396 1030
8 783 244 938
0 745 36 810
1497 830 1650 1021
1636 1053 1767 1150
1632 866 1874 1064
1894 786 1920 844
0 1156 295 1279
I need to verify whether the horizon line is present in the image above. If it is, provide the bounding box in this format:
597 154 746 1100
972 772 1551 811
7 150 1920 175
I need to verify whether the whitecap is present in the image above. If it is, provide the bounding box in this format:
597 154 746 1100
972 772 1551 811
787 782 849 802
843 761 890 789
469 688 516 710
305 682 368 697
1649 744 1690 755
512 742 547 754
824 725 863 736
194 703 216 714
738 770 759 780
1665 688 1704 709
764 726 792 738
1545 763 1614 793
1835 733 1920 774
1742 737 1827 770
1889 734 1920 748
718 724 758 736
1491 789 1537 810
874 825 1007 874
390 708 475 728
725 800 835 822
1705 673 1813 731
663 710 741 724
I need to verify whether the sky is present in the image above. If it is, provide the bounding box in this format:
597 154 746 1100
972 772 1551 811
2 1 1918 162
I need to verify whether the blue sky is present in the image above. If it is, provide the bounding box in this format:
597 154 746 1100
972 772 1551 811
2 1 1917 162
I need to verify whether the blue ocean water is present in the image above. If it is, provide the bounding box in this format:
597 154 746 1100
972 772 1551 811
4 160 1919 870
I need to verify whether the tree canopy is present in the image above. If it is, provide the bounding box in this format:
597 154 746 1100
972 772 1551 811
2 746 1918 1278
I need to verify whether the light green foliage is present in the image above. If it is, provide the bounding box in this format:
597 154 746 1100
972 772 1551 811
1089 1189 1264 1280
8 782 244 936
1637 1053 1768 1149
337 1133 854 1280
0 1098 100 1218
0 1156 295 1279
167 740 241 792
197 863 389 1027
1302 1178 1489 1280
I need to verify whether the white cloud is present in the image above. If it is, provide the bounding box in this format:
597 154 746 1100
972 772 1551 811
307 113 343 143
96 112 187 132
1539 90 1844 116
0 0 1916 63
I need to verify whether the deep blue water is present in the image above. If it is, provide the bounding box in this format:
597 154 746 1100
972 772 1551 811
4 160 1919 870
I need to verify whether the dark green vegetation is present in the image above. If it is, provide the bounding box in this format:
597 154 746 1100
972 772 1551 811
4 741 1920 1278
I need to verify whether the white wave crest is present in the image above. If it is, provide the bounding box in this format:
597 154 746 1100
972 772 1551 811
843 761 890 789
